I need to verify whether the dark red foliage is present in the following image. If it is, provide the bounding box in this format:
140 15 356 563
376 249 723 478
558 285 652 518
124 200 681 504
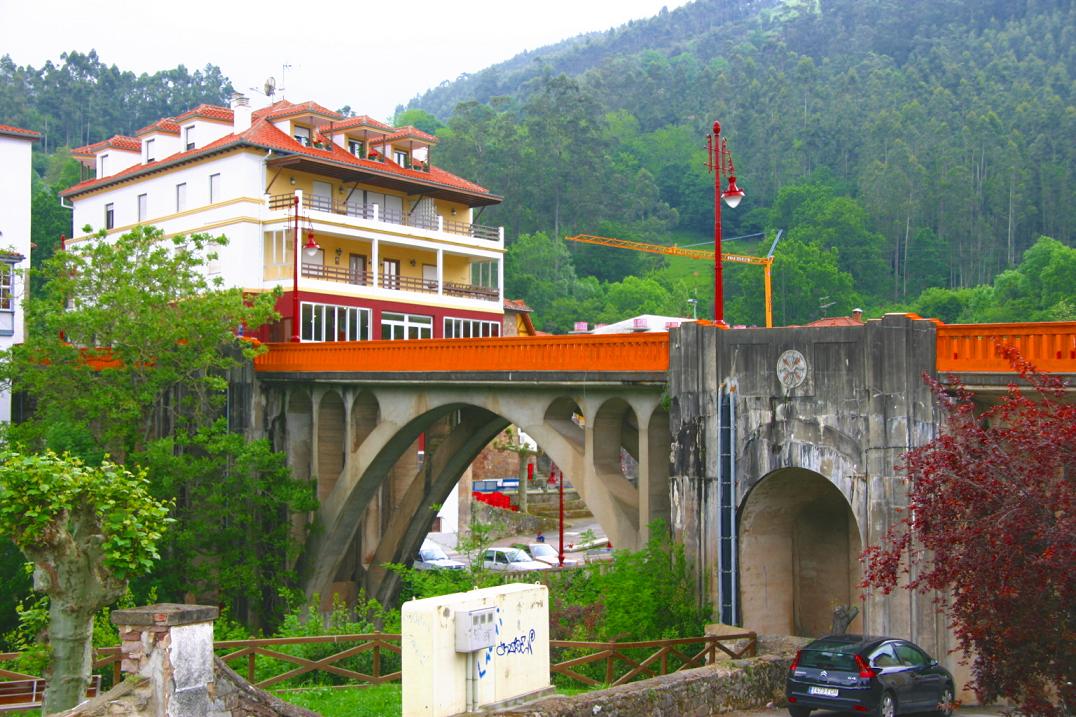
862 346 1074 716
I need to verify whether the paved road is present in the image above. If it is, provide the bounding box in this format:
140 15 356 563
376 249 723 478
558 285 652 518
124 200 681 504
730 706 1005 717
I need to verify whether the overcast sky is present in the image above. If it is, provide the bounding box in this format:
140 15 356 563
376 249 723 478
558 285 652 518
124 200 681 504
1 0 691 122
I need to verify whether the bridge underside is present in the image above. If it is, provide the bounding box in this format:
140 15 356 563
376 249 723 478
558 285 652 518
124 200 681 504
253 373 670 606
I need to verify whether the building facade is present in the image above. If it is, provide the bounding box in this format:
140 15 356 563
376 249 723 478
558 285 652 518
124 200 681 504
0 124 40 421
61 96 505 342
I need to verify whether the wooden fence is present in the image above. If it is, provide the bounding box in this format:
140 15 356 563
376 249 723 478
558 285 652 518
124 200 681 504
0 631 756 693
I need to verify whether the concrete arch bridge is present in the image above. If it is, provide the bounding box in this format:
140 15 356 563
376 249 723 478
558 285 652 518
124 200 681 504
246 316 1075 677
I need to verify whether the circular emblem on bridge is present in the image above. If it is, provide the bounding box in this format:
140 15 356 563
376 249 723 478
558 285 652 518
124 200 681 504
776 349 808 389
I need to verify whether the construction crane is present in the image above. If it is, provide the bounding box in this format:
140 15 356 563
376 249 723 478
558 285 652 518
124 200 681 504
565 231 783 327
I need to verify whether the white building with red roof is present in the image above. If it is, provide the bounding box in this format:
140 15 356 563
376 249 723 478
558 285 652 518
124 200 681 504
62 95 505 342
0 123 40 420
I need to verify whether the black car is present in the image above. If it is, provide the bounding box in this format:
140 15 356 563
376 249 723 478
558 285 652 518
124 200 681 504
786 635 954 717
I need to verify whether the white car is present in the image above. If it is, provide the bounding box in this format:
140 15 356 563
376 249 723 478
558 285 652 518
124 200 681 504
481 547 550 571
413 539 466 570
527 543 581 567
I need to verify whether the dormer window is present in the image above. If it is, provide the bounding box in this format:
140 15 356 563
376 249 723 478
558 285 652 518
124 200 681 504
184 125 195 151
294 126 311 147
99 153 109 176
393 150 408 167
348 139 365 158
145 138 155 162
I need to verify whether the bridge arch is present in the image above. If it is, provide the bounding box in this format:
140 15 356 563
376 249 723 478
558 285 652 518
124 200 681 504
738 467 862 637
271 382 668 605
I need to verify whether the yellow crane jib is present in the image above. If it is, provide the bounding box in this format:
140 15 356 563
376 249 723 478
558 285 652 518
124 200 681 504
564 233 779 328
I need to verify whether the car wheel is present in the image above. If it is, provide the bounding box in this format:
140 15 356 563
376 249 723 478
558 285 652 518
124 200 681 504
934 686 954 717
876 691 896 717
787 707 811 717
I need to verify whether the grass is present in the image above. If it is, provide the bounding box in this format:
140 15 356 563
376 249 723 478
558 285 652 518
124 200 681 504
273 681 601 716
274 683 401 716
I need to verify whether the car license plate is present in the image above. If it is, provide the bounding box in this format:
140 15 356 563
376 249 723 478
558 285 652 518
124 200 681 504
809 686 839 697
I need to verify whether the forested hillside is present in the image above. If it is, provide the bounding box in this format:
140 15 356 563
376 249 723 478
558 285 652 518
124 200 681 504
406 0 1075 329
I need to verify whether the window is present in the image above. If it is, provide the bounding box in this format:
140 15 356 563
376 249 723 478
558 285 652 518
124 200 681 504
300 302 371 342
293 126 311 146
471 260 500 288
393 150 408 166
184 125 195 151
105 203 114 230
209 173 221 203
444 318 501 339
380 312 432 340
0 261 14 336
348 139 364 158
145 138 155 162
175 183 187 212
98 153 109 176
137 193 148 222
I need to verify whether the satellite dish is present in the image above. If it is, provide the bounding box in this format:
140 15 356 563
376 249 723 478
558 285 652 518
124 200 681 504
264 77 277 97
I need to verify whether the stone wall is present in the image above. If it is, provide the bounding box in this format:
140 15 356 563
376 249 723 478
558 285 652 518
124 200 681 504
495 656 790 717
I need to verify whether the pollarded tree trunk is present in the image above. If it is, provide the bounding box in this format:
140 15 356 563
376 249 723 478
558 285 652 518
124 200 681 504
26 504 127 714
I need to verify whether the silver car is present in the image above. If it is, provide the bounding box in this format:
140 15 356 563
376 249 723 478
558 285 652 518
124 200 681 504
413 539 465 570
481 547 550 571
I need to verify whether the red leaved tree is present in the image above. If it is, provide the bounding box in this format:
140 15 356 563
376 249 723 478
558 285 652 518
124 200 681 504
862 346 1074 716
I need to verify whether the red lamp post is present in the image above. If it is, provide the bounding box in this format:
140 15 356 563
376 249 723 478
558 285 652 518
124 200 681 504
290 194 321 342
707 121 745 325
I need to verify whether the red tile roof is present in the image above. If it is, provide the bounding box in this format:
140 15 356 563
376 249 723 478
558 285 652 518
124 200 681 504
0 124 41 140
377 125 438 144
71 135 141 156
173 104 234 123
503 299 533 313
135 118 181 136
61 113 496 201
259 100 340 121
333 115 394 132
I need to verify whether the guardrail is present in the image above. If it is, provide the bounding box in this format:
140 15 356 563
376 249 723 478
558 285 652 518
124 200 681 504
253 333 671 374
935 321 1076 373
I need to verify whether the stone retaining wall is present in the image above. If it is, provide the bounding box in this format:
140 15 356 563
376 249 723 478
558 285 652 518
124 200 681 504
497 655 790 717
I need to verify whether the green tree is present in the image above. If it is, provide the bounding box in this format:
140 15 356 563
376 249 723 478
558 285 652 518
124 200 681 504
0 451 170 713
132 421 316 630
2 225 278 460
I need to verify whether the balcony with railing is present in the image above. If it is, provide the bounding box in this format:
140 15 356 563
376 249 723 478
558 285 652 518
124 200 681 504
298 262 498 302
268 192 502 242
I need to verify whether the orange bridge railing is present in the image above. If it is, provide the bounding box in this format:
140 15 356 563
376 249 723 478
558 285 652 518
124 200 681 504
253 333 671 374
935 321 1076 373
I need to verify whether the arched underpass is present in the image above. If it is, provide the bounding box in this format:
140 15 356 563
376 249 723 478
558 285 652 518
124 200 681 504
739 468 862 637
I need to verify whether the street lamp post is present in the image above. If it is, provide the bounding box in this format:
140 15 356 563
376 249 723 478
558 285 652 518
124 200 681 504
290 194 321 342
707 121 745 325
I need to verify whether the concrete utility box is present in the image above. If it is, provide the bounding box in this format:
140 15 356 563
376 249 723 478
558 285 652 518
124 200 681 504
402 583 552 717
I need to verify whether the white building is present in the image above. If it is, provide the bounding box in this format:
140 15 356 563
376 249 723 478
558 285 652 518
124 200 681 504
0 124 40 422
61 96 506 342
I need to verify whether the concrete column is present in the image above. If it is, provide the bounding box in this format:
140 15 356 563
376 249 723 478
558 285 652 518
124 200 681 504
436 249 443 295
371 239 379 287
112 604 220 717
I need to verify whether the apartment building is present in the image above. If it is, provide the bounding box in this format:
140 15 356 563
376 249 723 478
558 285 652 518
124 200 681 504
0 124 39 421
61 95 505 342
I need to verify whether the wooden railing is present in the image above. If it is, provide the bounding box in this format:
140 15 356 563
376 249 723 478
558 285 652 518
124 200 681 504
253 333 672 374
1 632 755 693
935 321 1076 373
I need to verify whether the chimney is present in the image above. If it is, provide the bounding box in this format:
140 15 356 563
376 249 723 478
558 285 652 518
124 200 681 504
852 308 864 323
231 93 251 133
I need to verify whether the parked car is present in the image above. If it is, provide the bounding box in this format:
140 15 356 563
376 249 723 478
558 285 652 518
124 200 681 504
786 634 954 717
527 542 580 567
413 539 465 570
481 547 550 571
